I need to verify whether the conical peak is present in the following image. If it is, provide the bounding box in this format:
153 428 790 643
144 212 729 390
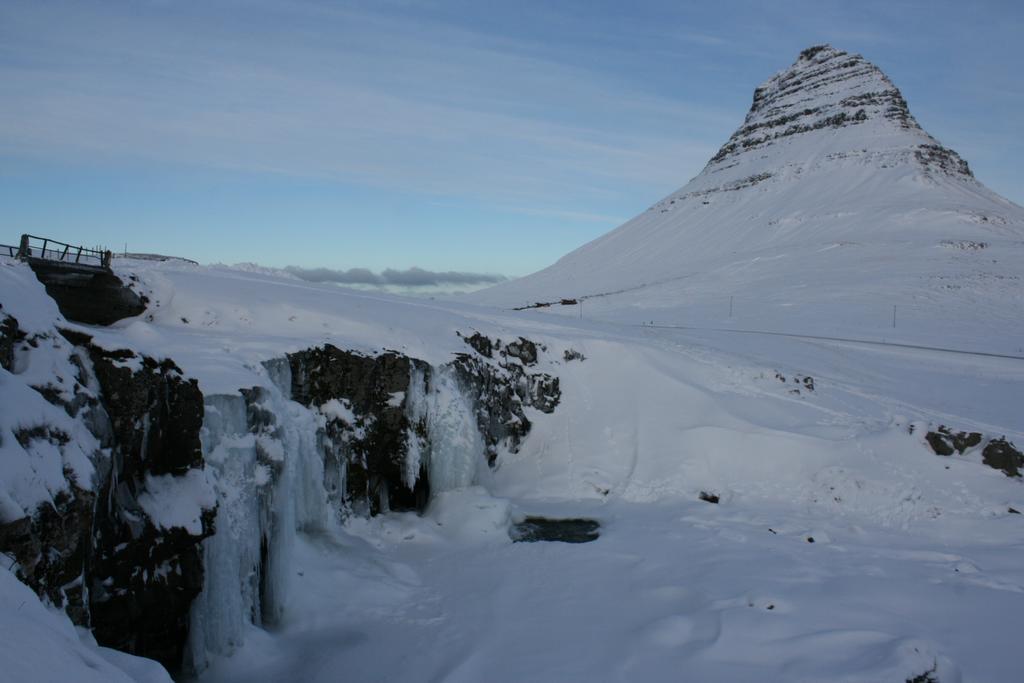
750 45 910 122
707 44 953 171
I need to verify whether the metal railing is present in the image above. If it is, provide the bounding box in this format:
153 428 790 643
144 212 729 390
16 234 112 269
1 244 17 258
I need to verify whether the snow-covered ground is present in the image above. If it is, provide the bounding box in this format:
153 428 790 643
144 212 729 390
4 252 1023 682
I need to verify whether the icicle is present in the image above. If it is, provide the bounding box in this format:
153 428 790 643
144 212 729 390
186 357 334 674
426 365 484 492
186 394 261 673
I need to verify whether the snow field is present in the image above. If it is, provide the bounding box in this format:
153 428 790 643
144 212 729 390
4 249 1024 682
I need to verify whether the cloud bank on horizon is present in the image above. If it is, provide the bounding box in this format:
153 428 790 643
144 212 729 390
284 265 507 290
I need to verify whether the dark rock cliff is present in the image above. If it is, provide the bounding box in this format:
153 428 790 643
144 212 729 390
0 319 213 674
288 345 433 515
27 261 147 326
77 334 213 671
0 314 95 623
286 334 561 515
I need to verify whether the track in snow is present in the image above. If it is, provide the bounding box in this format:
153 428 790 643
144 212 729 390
637 323 1024 362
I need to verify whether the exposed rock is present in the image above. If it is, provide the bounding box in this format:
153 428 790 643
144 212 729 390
906 664 939 683
461 332 541 366
0 309 22 371
923 424 1020 478
982 439 1024 478
925 426 984 457
88 353 204 476
0 485 94 624
459 331 493 358
27 260 146 326
452 333 560 466
288 344 432 515
563 348 586 362
287 335 561 514
699 491 720 504
510 516 600 544
0 323 100 625
2 322 213 672
925 431 955 456
916 143 972 178
773 371 815 394
58 329 213 672
504 337 539 366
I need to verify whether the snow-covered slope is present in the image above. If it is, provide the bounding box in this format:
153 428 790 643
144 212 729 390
473 45 1024 345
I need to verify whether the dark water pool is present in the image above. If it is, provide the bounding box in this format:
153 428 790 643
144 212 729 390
509 516 600 544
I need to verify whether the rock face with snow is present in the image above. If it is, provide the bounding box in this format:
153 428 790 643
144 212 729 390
708 44 969 177
78 335 214 670
286 337 561 515
451 333 561 466
289 345 434 514
0 317 215 672
28 261 147 326
474 45 1024 314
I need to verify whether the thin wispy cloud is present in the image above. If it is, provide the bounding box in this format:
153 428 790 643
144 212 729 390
0 1 727 208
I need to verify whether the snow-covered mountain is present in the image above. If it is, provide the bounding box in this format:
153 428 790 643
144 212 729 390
475 45 1024 346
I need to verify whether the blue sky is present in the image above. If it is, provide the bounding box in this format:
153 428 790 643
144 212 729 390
1 0 1021 285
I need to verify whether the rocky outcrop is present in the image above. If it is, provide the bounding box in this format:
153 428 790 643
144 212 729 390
0 476 94 624
79 335 213 671
924 426 982 457
982 439 1024 478
27 260 146 326
1 320 212 674
922 424 1021 477
453 332 560 466
0 308 21 370
288 345 432 515
0 318 98 625
286 334 562 514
